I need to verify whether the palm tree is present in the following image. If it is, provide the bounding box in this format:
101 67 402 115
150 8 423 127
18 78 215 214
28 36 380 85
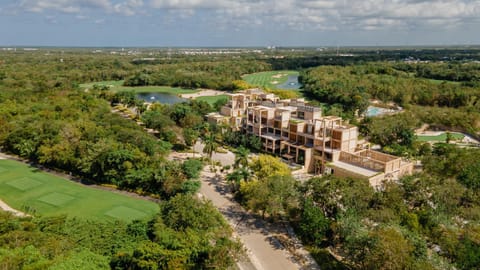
234 146 250 169
226 167 250 192
203 132 218 161
183 128 199 157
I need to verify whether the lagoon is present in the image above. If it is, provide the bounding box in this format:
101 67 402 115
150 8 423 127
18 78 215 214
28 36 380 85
276 75 302 90
136 92 186 104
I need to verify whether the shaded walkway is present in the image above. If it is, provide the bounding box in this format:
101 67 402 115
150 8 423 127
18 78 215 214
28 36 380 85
197 165 319 269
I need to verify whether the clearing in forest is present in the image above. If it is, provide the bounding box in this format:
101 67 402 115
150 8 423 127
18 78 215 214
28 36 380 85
416 132 465 142
0 159 159 221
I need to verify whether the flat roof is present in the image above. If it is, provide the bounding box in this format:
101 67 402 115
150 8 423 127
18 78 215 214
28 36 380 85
330 161 379 177
277 106 297 111
260 133 281 141
254 105 275 110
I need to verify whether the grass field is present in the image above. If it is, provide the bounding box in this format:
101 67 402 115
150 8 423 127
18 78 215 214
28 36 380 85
425 78 461 85
80 80 198 95
416 132 464 142
242 71 299 89
195 95 228 105
0 159 159 222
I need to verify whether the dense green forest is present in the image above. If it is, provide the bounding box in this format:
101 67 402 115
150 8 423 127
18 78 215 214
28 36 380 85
294 145 480 269
124 60 270 90
222 148 480 269
0 50 242 268
1 48 480 269
300 63 480 125
0 194 241 269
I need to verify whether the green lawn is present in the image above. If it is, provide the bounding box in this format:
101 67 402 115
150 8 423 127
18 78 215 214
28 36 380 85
80 80 198 95
0 159 159 222
242 71 299 89
425 78 461 85
195 95 228 105
416 132 464 142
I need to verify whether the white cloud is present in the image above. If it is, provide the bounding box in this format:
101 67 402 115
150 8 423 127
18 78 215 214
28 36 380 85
19 0 112 13
168 8 195 18
150 0 234 9
148 0 480 32
11 0 480 32
17 0 145 15
113 0 144 16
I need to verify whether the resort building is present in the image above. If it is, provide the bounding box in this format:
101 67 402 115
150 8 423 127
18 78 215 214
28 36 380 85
208 89 413 186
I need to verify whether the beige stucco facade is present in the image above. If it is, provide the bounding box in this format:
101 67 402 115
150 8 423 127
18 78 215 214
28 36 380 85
208 89 413 186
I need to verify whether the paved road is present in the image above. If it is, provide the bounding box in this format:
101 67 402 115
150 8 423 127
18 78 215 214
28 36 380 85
193 141 235 166
190 142 319 270
200 169 293 269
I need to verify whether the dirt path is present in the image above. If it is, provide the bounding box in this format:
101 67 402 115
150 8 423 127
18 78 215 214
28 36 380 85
0 199 28 217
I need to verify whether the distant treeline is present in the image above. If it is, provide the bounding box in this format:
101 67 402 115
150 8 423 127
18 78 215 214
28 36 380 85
2 48 479 92
124 60 270 90
267 48 480 70
300 63 480 132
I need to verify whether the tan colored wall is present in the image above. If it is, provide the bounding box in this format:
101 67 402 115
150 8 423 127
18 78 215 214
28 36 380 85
220 106 232 116
218 91 413 185
329 164 370 180
398 162 414 177
304 148 313 171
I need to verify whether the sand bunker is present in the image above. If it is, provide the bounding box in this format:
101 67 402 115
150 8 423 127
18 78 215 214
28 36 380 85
0 199 29 217
271 74 287 79
180 89 225 99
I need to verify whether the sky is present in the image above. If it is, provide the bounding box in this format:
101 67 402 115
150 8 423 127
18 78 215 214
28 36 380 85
0 0 479 47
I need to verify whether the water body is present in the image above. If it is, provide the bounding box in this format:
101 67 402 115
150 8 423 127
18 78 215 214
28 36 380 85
276 75 302 90
136 92 186 104
366 106 394 117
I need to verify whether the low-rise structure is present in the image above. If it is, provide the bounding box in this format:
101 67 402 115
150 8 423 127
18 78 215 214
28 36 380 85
208 89 413 186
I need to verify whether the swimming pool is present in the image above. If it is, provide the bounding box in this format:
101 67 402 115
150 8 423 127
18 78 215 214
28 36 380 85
366 106 390 117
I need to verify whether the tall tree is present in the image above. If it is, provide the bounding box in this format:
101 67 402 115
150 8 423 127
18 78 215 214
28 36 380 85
233 146 250 169
202 132 218 161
